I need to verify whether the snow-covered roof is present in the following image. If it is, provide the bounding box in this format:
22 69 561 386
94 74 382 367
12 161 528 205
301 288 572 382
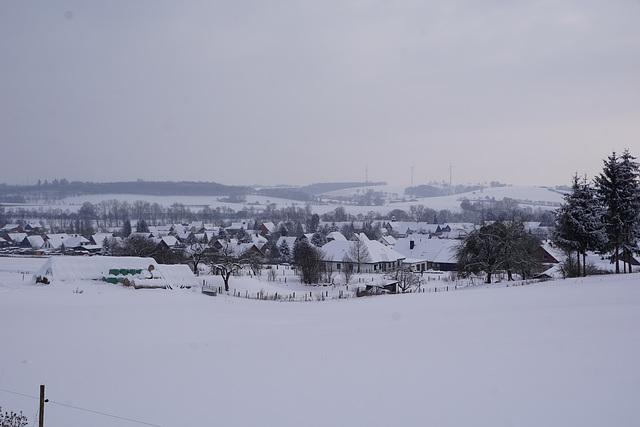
260 222 276 233
227 221 249 230
23 235 45 249
321 239 405 264
63 235 91 248
351 233 370 242
540 240 563 264
378 235 397 246
443 223 475 232
32 256 197 288
318 221 364 231
175 231 192 241
7 233 27 243
172 224 189 234
161 236 180 247
150 225 173 235
45 234 71 249
217 240 259 257
252 234 268 246
91 233 115 248
1 224 21 232
130 232 154 239
393 235 459 264
326 231 347 242
387 222 437 235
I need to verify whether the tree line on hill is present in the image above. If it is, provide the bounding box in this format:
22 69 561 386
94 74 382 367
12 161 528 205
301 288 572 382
0 180 252 203
0 180 391 204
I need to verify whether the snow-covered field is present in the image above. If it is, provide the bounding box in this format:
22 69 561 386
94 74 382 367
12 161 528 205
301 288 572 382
8 184 565 217
1 257 639 426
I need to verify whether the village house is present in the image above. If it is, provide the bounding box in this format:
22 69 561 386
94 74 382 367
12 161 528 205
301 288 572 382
1 224 23 234
385 221 437 237
393 235 460 272
24 222 43 233
321 235 406 274
20 235 45 250
259 222 276 236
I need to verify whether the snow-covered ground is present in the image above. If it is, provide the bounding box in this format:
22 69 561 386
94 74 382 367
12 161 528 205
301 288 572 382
8 184 565 217
1 257 639 426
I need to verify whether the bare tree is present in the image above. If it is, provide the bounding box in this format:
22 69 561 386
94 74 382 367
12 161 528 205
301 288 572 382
323 257 335 283
118 234 157 258
208 242 242 292
346 238 371 273
342 254 354 284
388 266 422 293
185 239 210 276
242 249 263 276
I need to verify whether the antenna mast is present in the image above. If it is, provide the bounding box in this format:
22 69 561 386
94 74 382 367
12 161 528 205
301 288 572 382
411 164 415 187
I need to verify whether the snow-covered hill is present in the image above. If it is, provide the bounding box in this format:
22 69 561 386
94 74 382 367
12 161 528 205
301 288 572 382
21 184 565 217
1 257 639 426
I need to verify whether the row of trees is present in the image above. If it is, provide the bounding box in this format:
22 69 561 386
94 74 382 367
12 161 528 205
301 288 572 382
2 193 556 237
554 150 640 276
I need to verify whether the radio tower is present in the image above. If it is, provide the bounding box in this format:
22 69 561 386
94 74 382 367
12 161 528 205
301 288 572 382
411 164 415 187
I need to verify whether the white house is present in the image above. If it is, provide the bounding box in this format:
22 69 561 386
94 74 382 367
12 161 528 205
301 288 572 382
393 235 460 271
321 237 405 273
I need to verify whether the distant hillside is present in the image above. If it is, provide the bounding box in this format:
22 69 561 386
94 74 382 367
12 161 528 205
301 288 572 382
299 181 386 195
0 180 252 202
405 183 484 198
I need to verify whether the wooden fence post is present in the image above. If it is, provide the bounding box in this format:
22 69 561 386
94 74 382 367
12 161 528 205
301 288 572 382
39 384 45 427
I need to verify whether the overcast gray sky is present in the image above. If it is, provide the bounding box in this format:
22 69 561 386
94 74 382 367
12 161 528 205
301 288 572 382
2 1 639 188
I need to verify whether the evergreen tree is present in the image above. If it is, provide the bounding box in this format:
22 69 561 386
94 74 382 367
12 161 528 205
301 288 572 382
293 240 324 284
618 149 640 271
235 227 252 243
307 213 320 233
101 236 112 255
121 219 132 237
293 221 305 237
553 174 606 276
595 150 640 273
279 240 292 263
136 219 150 233
217 227 228 240
310 231 327 247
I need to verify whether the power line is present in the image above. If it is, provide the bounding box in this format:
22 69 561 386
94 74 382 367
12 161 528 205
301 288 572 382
0 387 163 427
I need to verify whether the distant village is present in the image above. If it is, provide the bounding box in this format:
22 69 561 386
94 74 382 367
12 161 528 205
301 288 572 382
0 216 560 281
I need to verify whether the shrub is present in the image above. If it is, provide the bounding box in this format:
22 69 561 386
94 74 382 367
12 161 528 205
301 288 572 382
0 407 28 427
35 276 50 284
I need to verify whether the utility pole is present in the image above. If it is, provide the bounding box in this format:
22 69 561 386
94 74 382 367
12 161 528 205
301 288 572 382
39 384 45 427
411 164 415 187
